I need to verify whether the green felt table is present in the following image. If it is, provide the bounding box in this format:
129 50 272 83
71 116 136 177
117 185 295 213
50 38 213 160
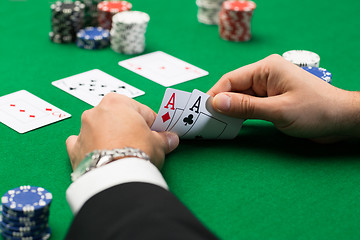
1 0 360 239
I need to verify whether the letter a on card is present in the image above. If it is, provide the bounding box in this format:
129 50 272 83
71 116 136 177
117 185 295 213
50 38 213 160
151 88 191 132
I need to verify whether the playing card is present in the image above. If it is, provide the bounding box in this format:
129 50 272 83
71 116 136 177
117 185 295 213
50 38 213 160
118 51 209 87
170 89 244 139
151 88 191 132
0 90 71 133
52 69 145 106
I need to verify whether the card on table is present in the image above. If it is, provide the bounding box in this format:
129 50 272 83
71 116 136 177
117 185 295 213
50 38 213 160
52 69 144 106
152 88 244 139
0 90 71 133
118 51 209 87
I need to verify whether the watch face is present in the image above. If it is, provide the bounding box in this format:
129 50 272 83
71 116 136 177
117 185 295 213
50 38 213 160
71 151 98 182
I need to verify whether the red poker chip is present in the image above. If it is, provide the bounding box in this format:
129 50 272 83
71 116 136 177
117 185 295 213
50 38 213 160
223 0 256 12
98 1 132 13
97 1 132 30
218 1 255 42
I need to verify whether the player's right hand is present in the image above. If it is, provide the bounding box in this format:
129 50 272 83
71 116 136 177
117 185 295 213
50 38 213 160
208 54 360 139
66 93 179 170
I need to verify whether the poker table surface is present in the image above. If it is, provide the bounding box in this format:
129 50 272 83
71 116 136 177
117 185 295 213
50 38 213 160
1 0 360 239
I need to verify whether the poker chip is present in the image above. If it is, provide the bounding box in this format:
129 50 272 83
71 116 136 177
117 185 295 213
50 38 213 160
50 1 85 44
79 0 103 27
1 212 49 224
0 228 51 240
302 66 332 84
2 206 49 218
282 50 320 67
219 0 256 42
0 186 52 240
0 222 49 237
111 11 150 55
76 27 110 50
196 0 225 25
98 1 132 30
1 186 52 213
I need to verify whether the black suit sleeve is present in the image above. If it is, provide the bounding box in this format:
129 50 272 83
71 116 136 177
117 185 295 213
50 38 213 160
66 182 218 240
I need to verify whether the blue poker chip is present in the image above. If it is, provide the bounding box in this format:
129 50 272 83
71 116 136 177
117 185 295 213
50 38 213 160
0 228 50 239
302 66 332 84
76 27 110 50
1 221 48 233
0 227 51 240
1 216 48 228
1 186 52 214
0 216 38 228
1 211 49 224
77 26 110 40
2 205 49 218
0 186 52 240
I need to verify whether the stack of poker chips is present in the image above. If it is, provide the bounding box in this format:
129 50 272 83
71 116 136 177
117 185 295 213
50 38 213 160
76 27 110 49
302 66 332 84
50 1 85 44
79 0 103 27
219 0 256 42
0 186 52 240
111 11 150 55
196 0 225 25
97 1 132 30
282 50 320 67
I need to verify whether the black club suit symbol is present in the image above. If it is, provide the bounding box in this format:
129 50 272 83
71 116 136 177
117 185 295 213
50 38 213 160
183 114 194 126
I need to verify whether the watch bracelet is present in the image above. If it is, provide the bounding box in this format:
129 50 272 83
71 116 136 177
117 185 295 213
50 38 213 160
97 148 151 167
71 147 150 182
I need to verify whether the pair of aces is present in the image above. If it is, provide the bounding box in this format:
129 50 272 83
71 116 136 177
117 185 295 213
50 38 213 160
151 88 244 139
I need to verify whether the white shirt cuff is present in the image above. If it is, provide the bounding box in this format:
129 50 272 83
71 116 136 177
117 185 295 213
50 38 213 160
66 158 168 215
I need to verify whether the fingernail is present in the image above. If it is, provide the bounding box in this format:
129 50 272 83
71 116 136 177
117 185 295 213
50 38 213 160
214 94 231 112
165 132 179 152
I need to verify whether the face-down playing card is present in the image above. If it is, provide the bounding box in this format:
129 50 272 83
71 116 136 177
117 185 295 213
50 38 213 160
0 90 71 133
170 89 244 139
151 88 191 132
52 69 144 106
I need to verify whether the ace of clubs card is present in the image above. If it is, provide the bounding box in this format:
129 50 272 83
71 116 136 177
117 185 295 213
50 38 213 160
170 89 244 139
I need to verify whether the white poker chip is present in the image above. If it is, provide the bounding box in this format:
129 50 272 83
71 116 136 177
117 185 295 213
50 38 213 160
282 50 320 67
110 11 150 55
112 11 150 25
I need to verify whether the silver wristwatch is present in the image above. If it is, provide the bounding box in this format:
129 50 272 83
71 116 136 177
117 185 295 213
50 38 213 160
71 148 150 182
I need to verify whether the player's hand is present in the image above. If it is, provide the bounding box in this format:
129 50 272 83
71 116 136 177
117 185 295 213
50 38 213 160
208 54 360 139
66 93 179 170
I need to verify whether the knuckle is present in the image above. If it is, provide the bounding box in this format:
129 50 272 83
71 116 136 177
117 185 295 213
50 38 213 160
265 54 282 63
99 92 131 110
268 53 282 59
263 54 283 69
219 72 233 88
236 95 255 117
101 92 121 104
81 109 91 123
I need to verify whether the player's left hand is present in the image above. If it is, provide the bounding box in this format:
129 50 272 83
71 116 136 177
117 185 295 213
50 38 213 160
66 93 179 170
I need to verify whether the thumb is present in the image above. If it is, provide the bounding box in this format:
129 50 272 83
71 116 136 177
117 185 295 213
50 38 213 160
157 131 179 154
212 92 280 122
66 135 78 169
